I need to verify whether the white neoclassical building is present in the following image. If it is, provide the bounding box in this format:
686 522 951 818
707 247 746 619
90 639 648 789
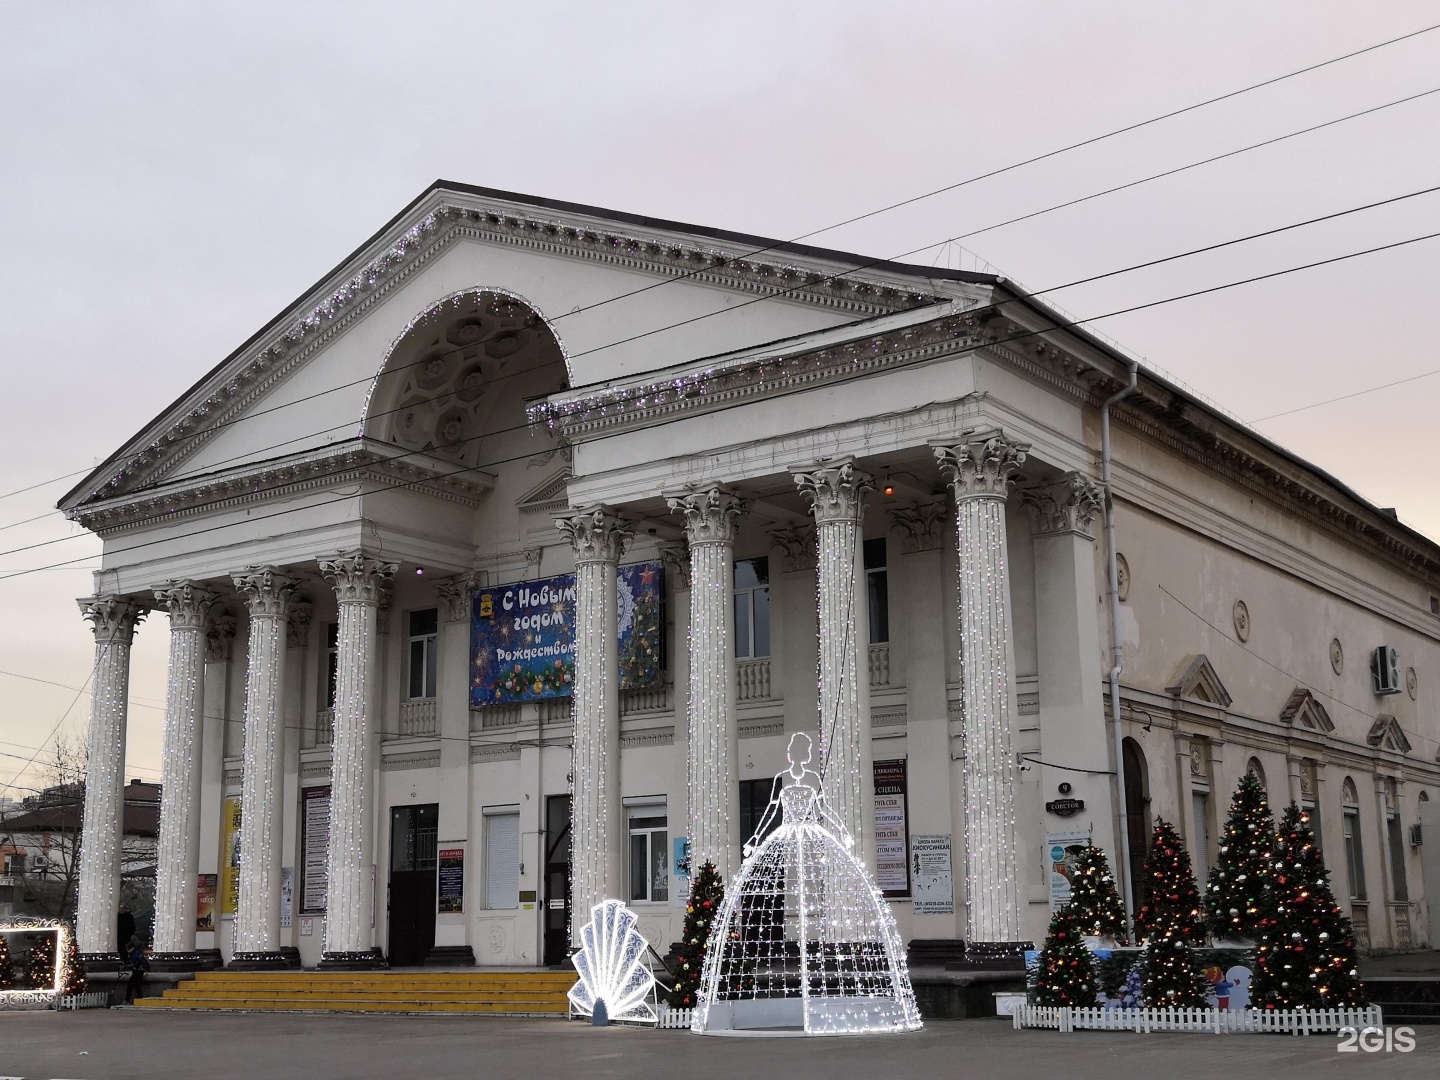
60 182 1440 970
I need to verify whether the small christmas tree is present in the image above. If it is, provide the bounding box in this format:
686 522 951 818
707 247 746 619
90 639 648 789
26 933 56 990
60 929 86 995
1031 905 1097 1006
1206 771 1275 940
1133 818 1206 945
1066 844 1129 943
0 934 12 990
1251 804 1367 1010
670 860 724 1008
1141 927 1209 1007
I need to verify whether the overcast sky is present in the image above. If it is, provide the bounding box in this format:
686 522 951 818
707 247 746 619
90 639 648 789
2 1 1438 793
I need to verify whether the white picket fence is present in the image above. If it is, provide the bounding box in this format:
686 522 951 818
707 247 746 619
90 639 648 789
1013 1003 1383 1036
57 991 111 1010
657 1006 696 1029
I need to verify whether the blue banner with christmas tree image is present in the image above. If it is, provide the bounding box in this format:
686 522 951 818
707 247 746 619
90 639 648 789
470 562 663 706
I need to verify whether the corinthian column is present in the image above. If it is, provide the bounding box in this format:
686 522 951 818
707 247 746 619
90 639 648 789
792 458 873 859
934 430 1029 955
668 487 745 881
230 566 298 967
317 552 396 968
151 581 219 959
556 507 631 919
75 596 146 963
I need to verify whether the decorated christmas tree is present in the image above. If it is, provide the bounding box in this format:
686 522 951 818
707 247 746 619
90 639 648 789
60 929 86 995
1031 905 1097 1006
670 859 724 1008
0 934 12 990
1251 804 1367 1010
1066 844 1129 943
1141 926 1209 1008
1206 771 1275 940
1133 818 1206 944
26 933 56 990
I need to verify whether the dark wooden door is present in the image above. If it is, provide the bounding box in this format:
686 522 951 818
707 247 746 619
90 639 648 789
543 794 571 967
388 804 438 967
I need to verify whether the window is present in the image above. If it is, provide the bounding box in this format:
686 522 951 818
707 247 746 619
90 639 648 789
1342 779 1367 901
628 805 669 903
2 852 25 875
325 622 339 708
1387 811 1409 903
408 608 438 699
740 777 782 849
734 558 770 659
390 804 438 873
864 537 889 645
1246 757 1266 793
485 809 520 910
1191 790 1210 883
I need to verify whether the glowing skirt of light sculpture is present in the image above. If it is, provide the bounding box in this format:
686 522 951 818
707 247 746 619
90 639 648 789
692 736 921 1036
568 899 658 1024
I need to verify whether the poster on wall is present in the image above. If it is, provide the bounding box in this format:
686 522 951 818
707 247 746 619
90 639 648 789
910 835 953 915
437 847 465 913
301 786 331 915
196 874 217 932
1046 829 1092 911
469 562 663 706
219 796 242 918
280 867 294 928
873 758 910 897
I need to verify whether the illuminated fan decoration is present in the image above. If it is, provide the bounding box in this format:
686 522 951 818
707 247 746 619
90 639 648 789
568 899 658 1024
692 733 921 1036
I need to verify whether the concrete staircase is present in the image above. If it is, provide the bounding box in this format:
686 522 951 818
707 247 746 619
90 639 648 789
133 970 574 1015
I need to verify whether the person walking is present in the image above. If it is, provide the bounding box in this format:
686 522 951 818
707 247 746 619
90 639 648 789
124 936 150 1004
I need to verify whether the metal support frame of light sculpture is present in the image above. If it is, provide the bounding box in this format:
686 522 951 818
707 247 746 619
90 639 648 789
0 917 75 1008
691 733 921 1037
568 899 659 1025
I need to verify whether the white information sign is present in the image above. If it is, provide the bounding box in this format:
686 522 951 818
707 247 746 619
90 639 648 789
910 834 953 915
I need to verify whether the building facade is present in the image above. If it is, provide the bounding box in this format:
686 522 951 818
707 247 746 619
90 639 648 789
59 183 1439 967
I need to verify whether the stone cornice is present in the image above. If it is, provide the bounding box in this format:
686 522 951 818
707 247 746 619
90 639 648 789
70 193 960 510
65 440 495 536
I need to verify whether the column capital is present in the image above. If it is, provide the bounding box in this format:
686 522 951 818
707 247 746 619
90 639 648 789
889 499 949 554
435 573 478 623
1022 472 1103 538
77 595 147 643
318 551 397 604
153 581 220 630
656 540 691 590
667 486 746 545
933 429 1029 500
204 610 238 662
232 566 300 617
286 598 314 648
555 506 631 564
792 457 873 525
768 523 817 573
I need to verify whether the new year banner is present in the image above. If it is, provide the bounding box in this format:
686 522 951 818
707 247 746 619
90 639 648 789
470 562 663 705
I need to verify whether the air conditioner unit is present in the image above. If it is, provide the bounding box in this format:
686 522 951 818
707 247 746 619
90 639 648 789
1371 646 1401 695
29 855 50 870
1411 823 1424 847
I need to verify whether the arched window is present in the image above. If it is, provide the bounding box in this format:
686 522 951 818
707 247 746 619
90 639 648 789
1122 737 1150 902
1341 777 1366 901
1246 756 1266 792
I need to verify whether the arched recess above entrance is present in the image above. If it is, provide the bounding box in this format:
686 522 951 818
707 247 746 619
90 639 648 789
361 287 569 469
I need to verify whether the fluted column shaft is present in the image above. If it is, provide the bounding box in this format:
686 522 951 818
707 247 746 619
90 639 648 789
319 552 395 961
669 488 744 880
793 459 873 860
935 431 1029 946
75 596 146 958
557 508 631 919
152 582 219 955
232 567 298 959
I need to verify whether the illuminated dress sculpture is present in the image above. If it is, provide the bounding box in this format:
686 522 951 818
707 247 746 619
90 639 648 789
692 733 921 1036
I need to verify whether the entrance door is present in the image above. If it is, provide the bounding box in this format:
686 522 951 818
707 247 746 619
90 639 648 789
543 794 571 966
388 803 438 967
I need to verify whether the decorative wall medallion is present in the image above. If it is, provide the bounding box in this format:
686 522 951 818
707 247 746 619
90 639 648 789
1115 553 1130 602
487 924 508 955
1189 741 1205 778
1330 637 1344 675
1406 666 1418 700
1232 599 1250 642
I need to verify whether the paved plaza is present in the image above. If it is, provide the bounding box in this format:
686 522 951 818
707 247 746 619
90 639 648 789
1 1011 1435 1080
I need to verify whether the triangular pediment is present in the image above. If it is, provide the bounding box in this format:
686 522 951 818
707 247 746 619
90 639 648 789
1166 654 1233 708
1279 688 1334 732
517 468 572 515
1366 714 1411 755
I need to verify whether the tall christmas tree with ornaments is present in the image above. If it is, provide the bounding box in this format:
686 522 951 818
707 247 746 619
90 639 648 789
60 929 86 995
0 933 12 990
670 859 724 1008
1031 904 1098 1006
1206 771 1275 941
1134 819 1209 1007
26 932 56 990
1065 844 1129 943
1251 804 1367 1010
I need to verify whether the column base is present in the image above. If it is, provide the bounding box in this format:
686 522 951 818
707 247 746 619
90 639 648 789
423 946 476 967
77 952 124 973
149 950 224 973
948 941 1034 971
227 951 291 971
317 948 388 971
